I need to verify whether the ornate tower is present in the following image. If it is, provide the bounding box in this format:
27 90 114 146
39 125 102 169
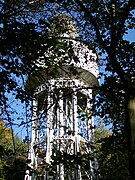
25 14 99 180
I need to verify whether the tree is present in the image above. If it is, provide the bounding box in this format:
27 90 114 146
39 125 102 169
0 120 28 180
94 119 130 179
0 120 12 179
73 2 135 178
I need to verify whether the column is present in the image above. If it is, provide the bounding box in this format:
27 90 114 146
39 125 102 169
87 89 93 141
59 90 64 180
72 89 80 180
31 98 38 169
24 98 38 180
87 89 94 180
46 92 53 164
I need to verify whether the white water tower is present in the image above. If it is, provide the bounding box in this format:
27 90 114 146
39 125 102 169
25 14 99 180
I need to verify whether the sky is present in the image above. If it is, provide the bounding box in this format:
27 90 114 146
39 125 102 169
124 29 135 42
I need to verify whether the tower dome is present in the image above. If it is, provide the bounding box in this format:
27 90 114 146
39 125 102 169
27 14 98 93
48 14 78 38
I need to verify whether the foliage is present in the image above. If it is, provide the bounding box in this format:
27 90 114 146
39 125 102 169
0 121 28 180
91 73 131 178
97 133 129 180
94 119 130 179
0 121 12 148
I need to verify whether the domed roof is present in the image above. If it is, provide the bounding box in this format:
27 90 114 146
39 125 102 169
26 14 99 93
48 14 78 38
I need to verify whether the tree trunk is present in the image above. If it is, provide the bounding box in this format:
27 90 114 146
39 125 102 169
127 93 135 180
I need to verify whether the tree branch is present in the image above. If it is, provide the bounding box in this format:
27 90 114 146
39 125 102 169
116 0 134 43
75 0 133 90
74 0 109 51
108 0 133 89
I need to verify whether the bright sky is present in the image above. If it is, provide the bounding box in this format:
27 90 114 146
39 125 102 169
124 29 135 42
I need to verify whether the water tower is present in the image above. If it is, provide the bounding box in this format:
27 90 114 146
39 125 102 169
25 14 99 180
